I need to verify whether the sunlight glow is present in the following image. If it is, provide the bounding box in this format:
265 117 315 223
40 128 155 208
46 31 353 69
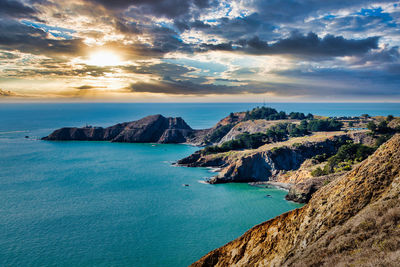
87 51 122 66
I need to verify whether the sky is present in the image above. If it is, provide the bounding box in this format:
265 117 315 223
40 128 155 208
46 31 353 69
0 0 399 102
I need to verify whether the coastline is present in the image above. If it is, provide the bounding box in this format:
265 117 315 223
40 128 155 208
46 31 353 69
249 181 292 191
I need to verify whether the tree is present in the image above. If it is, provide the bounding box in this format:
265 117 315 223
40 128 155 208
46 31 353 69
387 115 394 121
377 121 391 134
367 121 377 132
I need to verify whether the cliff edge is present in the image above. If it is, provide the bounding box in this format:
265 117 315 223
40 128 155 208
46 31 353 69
191 134 400 267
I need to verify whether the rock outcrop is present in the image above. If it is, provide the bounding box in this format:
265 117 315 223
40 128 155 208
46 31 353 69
218 119 299 144
191 134 400 267
42 114 198 144
284 172 341 203
212 137 348 183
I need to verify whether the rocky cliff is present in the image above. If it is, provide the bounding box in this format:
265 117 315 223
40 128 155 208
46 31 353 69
42 114 198 144
191 134 400 267
178 134 350 184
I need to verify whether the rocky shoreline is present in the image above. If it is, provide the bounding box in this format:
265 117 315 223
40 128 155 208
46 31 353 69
43 109 396 205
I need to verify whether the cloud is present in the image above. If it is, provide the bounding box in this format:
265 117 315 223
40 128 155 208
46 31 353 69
128 75 311 96
250 0 397 23
0 19 85 56
353 46 399 65
123 62 194 77
0 89 18 97
202 32 379 58
86 0 212 18
0 0 41 20
0 0 399 101
0 51 19 60
75 85 98 90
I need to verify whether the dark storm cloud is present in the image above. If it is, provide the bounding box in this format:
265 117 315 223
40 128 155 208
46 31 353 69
86 0 212 18
179 13 270 40
170 1 397 48
0 19 85 56
0 0 41 20
354 46 399 65
110 25 193 58
202 32 379 57
115 19 141 34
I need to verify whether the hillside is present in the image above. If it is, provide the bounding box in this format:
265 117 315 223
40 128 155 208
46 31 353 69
191 134 400 267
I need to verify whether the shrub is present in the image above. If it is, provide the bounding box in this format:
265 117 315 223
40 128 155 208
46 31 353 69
289 112 306 120
207 124 234 143
307 119 343 131
311 167 328 177
244 107 284 120
367 121 377 132
324 143 375 173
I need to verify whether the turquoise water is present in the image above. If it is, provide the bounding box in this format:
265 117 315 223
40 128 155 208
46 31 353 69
0 103 398 266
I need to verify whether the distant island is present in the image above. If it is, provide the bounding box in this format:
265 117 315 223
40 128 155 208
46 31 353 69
43 106 400 266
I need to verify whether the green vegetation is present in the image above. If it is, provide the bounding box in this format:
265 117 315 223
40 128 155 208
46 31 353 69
203 132 268 154
203 122 311 154
203 118 344 154
375 134 394 147
244 107 286 120
311 142 375 177
361 114 370 118
306 119 343 131
243 106 314 121
206 124 234 143
367 118 399 135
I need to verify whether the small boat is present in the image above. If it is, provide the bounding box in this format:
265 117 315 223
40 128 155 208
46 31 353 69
183 184 190 187
265 194 272 198
24 136 29 138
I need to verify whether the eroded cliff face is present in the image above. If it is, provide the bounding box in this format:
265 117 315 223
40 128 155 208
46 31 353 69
191 134 400 267
42 114 200 144
178 135 350 184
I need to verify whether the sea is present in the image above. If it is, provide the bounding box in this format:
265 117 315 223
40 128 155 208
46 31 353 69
0 102 399 267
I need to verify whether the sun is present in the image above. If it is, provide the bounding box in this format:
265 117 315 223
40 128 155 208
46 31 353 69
87 51 122 66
